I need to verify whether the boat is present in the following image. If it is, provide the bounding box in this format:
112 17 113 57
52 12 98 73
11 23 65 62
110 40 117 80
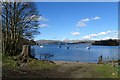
67 46 69 49
75 46 78 48
59 45 61 48
40 46 43 48
86 46 90 49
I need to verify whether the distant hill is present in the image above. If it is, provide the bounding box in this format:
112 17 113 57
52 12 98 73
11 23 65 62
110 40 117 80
36 40 66 45
35 39 119 46
35 39 94 45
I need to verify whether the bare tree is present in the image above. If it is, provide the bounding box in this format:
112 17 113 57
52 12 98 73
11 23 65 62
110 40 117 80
1 1 40 56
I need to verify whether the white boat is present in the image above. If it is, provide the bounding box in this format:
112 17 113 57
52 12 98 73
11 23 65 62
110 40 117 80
40 46 43 48
86 46 90 49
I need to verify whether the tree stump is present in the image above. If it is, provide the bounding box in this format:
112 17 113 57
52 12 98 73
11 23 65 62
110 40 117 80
19 45 31 62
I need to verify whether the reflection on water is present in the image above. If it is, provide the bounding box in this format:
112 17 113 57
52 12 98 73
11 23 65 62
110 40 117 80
31 44 119 63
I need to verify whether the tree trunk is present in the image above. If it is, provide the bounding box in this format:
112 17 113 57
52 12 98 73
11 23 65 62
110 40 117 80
5 3 9 54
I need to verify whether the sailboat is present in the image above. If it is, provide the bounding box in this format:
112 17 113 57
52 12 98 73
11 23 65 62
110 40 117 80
86 46 90 50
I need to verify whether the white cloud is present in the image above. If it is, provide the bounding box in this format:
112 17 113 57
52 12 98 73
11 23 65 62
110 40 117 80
39 24 48 28
82 36 90 39
112 37 119 39
30 15 39 20
81 18 90 22
62 37 69 41
76 22 87 27
30 15 36 19
24 15 39 21
83 34 98 39
38 16 49 22
102 37 111 40
91 16 100 20
82 30 118 40
90 34 98 37
76 18 89 27
76 16 100 27
98 32 108 35
98 31 112 35
71 32 80 36
106 30 112 33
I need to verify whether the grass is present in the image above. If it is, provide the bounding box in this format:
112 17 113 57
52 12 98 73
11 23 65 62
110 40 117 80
2 54 18 68
95 64 118 78
2 54 58 78
2 54 57 70
24 59 57 70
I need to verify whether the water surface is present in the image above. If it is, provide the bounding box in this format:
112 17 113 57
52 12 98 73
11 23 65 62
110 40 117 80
31 44 119 63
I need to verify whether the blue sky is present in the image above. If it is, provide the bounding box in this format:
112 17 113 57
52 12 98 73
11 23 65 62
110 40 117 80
34 2 118 41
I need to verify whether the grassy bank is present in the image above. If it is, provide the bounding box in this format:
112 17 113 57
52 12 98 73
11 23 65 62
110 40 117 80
95 64 118 78
2 54 119 78
2 54 57 70
2 54 57 78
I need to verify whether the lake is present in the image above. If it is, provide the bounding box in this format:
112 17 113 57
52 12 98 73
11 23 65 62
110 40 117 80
31 44 119 63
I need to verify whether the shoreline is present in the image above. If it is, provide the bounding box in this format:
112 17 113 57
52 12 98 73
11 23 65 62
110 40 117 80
54 61 97 64
53 60 119 65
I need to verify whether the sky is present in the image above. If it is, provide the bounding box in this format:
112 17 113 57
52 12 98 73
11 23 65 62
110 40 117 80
2 0 120 2
34 2 118 41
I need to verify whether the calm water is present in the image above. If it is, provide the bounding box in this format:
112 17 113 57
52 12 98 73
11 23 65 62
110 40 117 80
31 44 119 63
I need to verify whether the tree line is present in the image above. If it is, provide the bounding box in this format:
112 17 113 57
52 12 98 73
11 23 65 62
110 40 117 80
92 39 119 46
1 1 40 56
